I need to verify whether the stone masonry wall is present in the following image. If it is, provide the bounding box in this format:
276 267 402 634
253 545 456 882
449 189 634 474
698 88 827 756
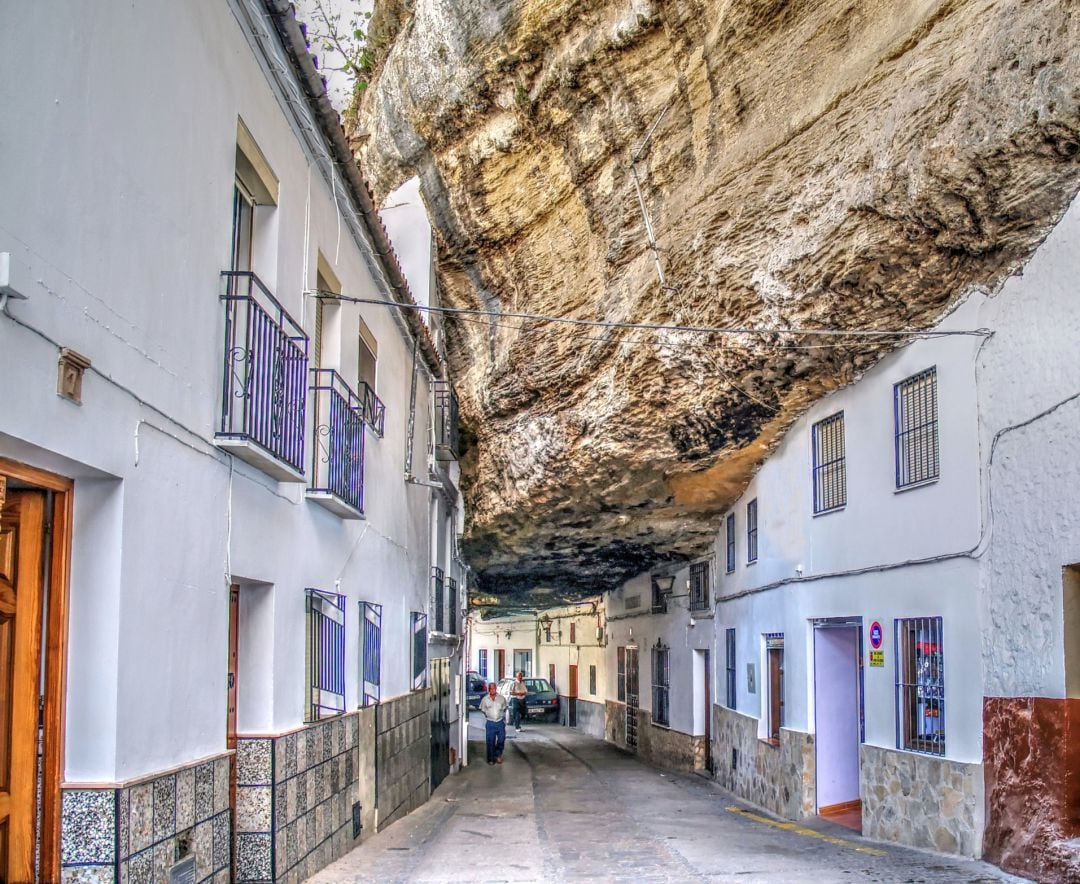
60 753 232 884
713 705 815 820
860 743 983 857
375 690 431 828
604 701 698 773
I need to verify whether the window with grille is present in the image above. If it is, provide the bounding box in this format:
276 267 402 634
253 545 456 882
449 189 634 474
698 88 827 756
478 648 488 680
895 616 945 756
894 367 939 489
431 567 444 632
652 643 670 727
411 611 428 691
589 664 597 695
747 499 758 564
766 633 784 742
305 589 346 721
651 578 668 614
360 601 382 707
726 513 736 573
617 646 626 702
725 628 736 709
447 577 458 635
812 412 846 513
689 562 710 612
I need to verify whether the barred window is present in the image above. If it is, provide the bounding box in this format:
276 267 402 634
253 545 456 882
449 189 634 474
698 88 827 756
894 368 939 488
896 617 945 756
431 567 444 632
306 589 346 721
746 499 758 564
652 643 670 727
812 412 846 513
726 513 736 573
725 628 736 710
617 646 626 702
360 601 382 707
651 578 668 614
589 665 597 695
411 611 428 691
478 648 488 680
689 562 710 612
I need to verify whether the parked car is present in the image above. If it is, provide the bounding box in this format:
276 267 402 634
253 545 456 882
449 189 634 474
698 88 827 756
466 672 487 710
496 677 559 721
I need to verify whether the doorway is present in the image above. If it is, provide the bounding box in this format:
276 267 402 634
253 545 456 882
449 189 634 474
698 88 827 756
0 460 73 884
567 665 578 728
813 620 863 831
494 648 505 682
693 649 712 773
625 646 639 749
430 657 451 789
512 649 531 677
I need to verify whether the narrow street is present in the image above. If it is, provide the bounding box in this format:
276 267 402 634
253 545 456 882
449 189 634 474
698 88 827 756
311 716 1023 884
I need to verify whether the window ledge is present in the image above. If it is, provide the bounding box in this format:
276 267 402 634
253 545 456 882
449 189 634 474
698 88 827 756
812 505 846 518
214 436 305 483
894 477 939 494
651 720 672 730
759 737 781 749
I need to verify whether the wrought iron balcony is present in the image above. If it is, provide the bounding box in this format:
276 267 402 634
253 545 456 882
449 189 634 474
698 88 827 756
358 381 385 437
447 576 458 635
433 380 459 461
216 272 308 481
307 368 366 519
431 566 445 633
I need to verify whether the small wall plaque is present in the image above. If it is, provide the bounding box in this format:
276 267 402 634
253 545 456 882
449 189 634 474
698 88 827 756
746 662 756 694
57 348 91 404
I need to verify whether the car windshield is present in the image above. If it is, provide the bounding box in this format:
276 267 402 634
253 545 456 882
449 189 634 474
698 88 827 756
524 679 553 693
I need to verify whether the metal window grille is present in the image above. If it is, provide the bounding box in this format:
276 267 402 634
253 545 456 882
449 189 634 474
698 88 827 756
309 368 366 514
219 271 308 473
305 589 346 721
589 665 597 695
725 628 737 709
726 513 736 573
617 646 626 702
447 577 458 635
625 647 639 748
478 648 488 680
746 499 758 563
431 567 444 633
765 633 784 741
894 368 939 488
651 578 668 614
411 611 428 690
652 643 670 727
433 380 460 461
689 562 710 612
358 380 386 437
895 616 945 756
570 622 576 644
360 601 382 707
812 412 847 513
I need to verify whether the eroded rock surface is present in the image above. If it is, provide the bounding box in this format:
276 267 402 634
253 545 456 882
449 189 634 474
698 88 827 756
357 0 1080 603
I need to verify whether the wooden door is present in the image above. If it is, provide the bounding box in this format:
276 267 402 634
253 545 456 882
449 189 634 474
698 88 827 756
0 490 46 882
495 649 505 681
568 665 578 728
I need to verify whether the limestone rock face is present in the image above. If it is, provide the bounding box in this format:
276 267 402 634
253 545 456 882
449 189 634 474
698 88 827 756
357 0 1080 602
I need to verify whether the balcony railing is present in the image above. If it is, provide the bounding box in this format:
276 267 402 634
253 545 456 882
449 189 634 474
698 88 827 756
308 369 366 518
431 566 445 633
447 577 458 635
433 380 460 461
217 272 308 479
359 380 386 437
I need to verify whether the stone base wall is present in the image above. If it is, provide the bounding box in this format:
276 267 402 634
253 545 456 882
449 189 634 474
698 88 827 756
603 701 698 773
713 705 815 820
574 698 605 739
375 690 431 829
60 753 232 884
982 696 1080 882
860 743 983 857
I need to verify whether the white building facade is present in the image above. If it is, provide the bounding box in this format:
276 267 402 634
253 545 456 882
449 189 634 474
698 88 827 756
0 2 466 882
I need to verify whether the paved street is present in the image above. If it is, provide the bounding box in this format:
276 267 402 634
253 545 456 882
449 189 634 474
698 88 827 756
310 715 1025 883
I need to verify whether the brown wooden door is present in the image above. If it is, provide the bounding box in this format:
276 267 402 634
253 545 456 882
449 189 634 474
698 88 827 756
495 649 505 681
568 665 578 728
0 490 46 883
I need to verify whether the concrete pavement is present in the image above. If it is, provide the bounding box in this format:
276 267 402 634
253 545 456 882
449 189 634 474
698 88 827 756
308 714 1027 883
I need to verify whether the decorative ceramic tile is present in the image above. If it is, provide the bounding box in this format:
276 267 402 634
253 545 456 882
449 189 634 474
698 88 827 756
153 841 171 880
236 785 271 833
236 833 272 882
306 770 317 813
285 777 298 823
194 819 213 882
126 846 153 884
315 801 327 844
296 729 308 774
194 762 214 822
296 813 309 859
305 812 317 856
61 789 117 865
237 739 272 786
212 810 230 872
308 727 322 770
117 788 130 862
152 774 176 842
274 825 286 877
214 870 230 884
285 819 299 871
284 732 298 779
313 762 325 805
322 723 334 762
176 767 196 831
213 756 230 815
61 865 116 884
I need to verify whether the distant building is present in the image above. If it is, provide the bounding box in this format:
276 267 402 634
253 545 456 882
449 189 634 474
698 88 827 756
0 1 465 882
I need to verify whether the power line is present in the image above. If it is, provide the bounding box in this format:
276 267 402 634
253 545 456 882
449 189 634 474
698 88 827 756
309 291 991 340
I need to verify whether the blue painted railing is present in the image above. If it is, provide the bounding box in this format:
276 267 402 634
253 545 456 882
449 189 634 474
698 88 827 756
309 368 366 514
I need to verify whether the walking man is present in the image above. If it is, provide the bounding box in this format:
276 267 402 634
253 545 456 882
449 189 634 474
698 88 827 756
479 682 508 764
510 671 528 732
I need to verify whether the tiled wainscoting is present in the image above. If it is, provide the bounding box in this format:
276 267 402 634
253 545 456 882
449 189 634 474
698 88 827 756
60 753 232 884
713 705 816 820
374 691 430 829
602 701 700 773
235 712 361 883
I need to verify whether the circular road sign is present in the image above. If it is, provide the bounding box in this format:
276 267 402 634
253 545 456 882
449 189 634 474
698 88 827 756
869 621 883 650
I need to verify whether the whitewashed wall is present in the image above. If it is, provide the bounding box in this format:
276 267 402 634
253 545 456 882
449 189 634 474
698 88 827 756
0 0 444 782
